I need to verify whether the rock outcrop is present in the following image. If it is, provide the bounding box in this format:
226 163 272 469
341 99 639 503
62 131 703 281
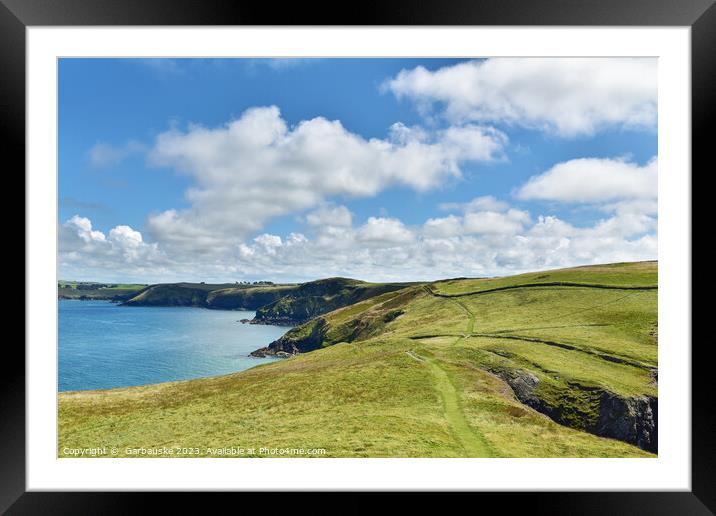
594 392 657 452
492 368 657 452
250 318 329 357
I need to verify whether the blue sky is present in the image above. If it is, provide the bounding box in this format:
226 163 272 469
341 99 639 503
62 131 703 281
58 58 657 283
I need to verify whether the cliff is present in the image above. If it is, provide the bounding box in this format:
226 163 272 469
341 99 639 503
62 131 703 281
121 278 412 325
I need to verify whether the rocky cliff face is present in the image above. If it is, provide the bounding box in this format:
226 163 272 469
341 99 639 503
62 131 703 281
251 318 329 357
492 368 657 452
250 288 419 358
594 392 657 452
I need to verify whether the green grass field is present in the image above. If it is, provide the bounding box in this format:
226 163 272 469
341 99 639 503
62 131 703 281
58 261 657 458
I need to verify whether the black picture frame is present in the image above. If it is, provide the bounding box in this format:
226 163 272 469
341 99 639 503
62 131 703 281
3 0 710 512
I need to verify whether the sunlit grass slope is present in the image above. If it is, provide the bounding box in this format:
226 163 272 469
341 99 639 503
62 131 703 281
58 261 657 458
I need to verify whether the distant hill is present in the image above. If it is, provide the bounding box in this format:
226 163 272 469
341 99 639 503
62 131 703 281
253 278 416 325
121 282 253 308
58 281 147 301
121 278 413 324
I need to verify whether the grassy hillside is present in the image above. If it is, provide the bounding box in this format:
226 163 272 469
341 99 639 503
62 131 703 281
122 278 412 323
431 261 657 296
121 282 242 307
207 285 296 310
253 278 415 324
58 281 147 301
58 261 658 457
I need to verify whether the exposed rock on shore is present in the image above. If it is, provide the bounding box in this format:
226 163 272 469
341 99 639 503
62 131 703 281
250 318 329 357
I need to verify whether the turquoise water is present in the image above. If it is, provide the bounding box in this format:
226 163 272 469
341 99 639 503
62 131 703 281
58 300 291 392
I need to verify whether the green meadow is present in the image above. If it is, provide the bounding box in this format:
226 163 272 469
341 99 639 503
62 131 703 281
58 261 657 458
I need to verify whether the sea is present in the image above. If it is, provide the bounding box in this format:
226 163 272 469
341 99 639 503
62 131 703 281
58 299 291 392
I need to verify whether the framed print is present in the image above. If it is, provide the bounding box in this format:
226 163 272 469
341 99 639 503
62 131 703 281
4 0 712 512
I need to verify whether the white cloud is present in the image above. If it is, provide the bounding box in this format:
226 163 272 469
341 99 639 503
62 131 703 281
225 190 655 282
59 216 168 281
520 215 657 267
357 217 415 246
63 87 658 283
516 156 657 203
287 232 308 245
437 125 508 162
385 58 657 136
146 106 506 256
253 233 283 255
512 155 658 250
227 209 656 283
109 225 143 246
306 205 353 227
463 209 531 235
430 197 531 236
60 198 657 283
59 215 107 249
423 215 462 238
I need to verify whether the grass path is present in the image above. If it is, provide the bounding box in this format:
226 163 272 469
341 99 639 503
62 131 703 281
451 299 475 333
410 350 494 457
445 297 476 346
405 350 425 362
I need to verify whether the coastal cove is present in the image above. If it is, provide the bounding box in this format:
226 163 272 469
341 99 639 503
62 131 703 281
58 300 292 391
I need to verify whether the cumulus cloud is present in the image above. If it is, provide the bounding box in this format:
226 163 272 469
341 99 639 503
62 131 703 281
222 180 656 281
425 200 531 237
463 209 531 235
306 205 353 227
513 155 658 255
59 216 168 281
423 215 462 238
60 215 106 247
146 106 506 256
516 156 657 203
357 217 415 246
520 215 657 267
253 233 283 255
61 145 659 283
60 196 657 283
385 58 657 136
226 209 656 282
